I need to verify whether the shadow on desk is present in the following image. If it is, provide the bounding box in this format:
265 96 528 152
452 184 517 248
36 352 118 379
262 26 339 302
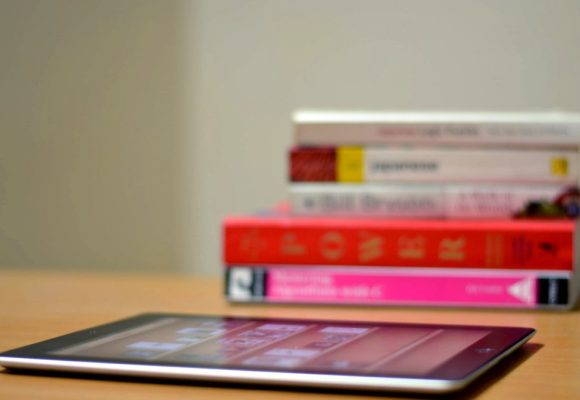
2 343 543 400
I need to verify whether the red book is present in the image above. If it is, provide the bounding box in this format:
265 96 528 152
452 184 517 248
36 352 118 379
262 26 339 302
223 215 577 270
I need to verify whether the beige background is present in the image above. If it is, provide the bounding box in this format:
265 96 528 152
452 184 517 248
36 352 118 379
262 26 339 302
1 0 580 276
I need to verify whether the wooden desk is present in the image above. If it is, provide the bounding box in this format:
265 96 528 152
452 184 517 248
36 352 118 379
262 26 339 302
1 269 578 399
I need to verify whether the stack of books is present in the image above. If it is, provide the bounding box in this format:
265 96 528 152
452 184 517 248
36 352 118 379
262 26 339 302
223 110 580 309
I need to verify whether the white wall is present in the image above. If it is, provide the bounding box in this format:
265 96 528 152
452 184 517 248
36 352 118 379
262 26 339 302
1 0 580 275
0 0 190 273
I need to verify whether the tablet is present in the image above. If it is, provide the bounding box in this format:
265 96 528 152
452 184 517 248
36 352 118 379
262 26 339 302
0 313 535 394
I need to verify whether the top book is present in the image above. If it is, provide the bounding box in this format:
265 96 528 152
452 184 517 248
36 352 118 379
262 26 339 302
294 110 580 147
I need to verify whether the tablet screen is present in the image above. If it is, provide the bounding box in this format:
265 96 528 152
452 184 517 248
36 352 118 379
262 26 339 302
53 316 494 377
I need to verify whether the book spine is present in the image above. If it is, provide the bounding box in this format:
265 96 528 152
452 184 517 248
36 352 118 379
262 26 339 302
289 146 579 184
225 266 575 309
289 183 580 219
295 120 580 148
223 217 576 270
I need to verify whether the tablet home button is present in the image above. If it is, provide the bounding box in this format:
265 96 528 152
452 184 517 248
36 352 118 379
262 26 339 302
475 348 496 354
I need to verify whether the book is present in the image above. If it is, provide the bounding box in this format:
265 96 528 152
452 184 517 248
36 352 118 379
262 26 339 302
222 215 577 270
289 146 579 184
225 265 577 309
294 110 580 148
289 183 580 219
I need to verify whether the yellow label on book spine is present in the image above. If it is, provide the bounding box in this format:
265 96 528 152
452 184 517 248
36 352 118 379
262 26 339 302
337 147 364 182
551 157 569 177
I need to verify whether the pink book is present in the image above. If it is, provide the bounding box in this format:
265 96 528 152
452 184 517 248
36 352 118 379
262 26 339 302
225 266 575 309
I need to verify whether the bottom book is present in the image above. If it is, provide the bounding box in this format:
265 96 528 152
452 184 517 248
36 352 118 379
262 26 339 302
225 265 578 310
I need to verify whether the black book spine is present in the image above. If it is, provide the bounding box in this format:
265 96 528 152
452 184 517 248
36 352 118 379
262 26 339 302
537 277 569 306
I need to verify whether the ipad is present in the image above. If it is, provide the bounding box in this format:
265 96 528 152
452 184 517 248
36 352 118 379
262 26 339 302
0 313 535 394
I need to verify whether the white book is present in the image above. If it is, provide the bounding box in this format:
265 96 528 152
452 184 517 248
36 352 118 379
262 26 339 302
289 146 579 184
289 183 580 219
294 110 580 147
